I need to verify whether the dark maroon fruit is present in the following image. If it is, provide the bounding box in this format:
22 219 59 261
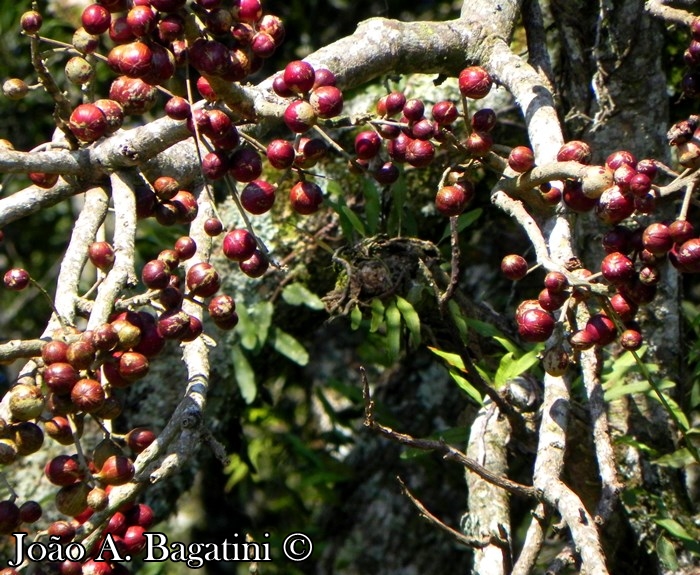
241 180 276 215
669 220 695 244
42 340 69 364
508 146 535 172
230 148 263 182
354 131 382 160
3 268 30 291
88 242 115 272
18 500 42 524
66 340 96 371
186 262 220 297
585 314 617 346
309 86 343 118
538 288 568 312
431 100 458 125
471 108 497 132
373 162 400 185
642 223 673 256
517 308 555 343
435 184 472 217
0 501 20 535
20 10 42 34
405 139 435 167
44 363 79 395
109 76 158 115
501 254 528 281
595 186 634 225
68 104 107 143
556 141 591 164
464 131 493 157
201 151 230 180
48 520 76 543
240 249 269 278
81 4 111 35
28 172 59 188
283 100 317 133
174 235 197 259
289 181 324 215
601 252 635 285
620 329 643 351
606 150 637 171
126 427 156 454
458 66 492 99
164 96 190 120
71 379 105 413
97 455 135 486
45 454 82 486
544 271 568 293
267 139 295 169
283 60 315 94
610 292 637 322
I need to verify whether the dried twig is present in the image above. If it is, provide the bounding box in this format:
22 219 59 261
362 367 537 499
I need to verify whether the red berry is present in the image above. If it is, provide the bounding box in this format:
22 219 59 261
458 66 492 99
222 229 257 262
283 60 315 94
435 184 472 217
501 254 528 281
81 4 111 35
3 268 30 290
241 180 276 215
69 103 108 143
289 181 323 215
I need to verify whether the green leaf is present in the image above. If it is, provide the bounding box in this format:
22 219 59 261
370 298 385 333
427 346 466 371
440 208 483 242
384 298 401 361
282 283 325 310
465 317 503 338
494 348 541 388
604 378 674 402
492 336 520 355
224 453 250 491
656 536 679 570
326 197 354 239
362 178 381 235
447 300 468 341
653 448 696 468
449 370 483 405
340 206 366 237
237 301 274 352
395 295 421 348
654 518 700 554
388 173 407 236
350 304 362 330
231 345 256 404
269 327 309 366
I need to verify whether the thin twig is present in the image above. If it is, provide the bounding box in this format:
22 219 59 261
361 367 537 499
396 476 503 549
439 217 461 311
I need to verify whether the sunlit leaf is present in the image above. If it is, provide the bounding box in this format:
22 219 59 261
465 317 503 338
653 448 696 468
362 178 381 235
270 327 309 366
350 304 362 330
395 295 421 348
232 345 256 404
440 208 483 242
340 205 366 236
427 346 466 371
656 536 679 570
282 283 325 310
370 298 385 333
494 348 540 388
449 370 483 405
385 298 401 361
